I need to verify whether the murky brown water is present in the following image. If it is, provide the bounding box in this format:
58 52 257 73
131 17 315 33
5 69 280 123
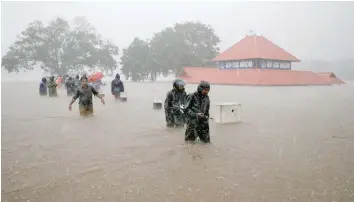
2 81 354 202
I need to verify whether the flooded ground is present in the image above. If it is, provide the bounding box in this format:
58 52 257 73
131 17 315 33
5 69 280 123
2 81 354 202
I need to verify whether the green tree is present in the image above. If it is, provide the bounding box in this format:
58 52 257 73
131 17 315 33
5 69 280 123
149 27 191 77
120 21 220 81
174 21 220 65
120 37 152 81
1 17 119 75
149 21 220 76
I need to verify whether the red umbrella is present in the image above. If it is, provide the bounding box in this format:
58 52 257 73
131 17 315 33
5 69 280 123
89 72 104 82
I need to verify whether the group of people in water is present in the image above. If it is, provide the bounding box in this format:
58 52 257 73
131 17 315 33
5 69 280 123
39 75 82 97
164 79 211 143
39 73 125 116
39 73 211 143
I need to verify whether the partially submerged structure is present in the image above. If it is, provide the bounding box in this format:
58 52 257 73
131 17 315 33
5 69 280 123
180 34 345 86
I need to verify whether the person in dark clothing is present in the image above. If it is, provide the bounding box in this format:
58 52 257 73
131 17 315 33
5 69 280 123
164 79 188 128
39 77 48 96
73 75 81 91
63 74 69 88
184 81 211 143
47 76 58 97
111 74 125 100
65 77 75 96
68 76 105 117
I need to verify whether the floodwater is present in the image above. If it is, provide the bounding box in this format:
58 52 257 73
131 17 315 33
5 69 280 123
2 81 354 202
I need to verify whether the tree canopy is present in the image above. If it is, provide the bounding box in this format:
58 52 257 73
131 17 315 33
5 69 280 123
120 21 220 80
1 17 119 76
2 19 220 81
120 37 154 81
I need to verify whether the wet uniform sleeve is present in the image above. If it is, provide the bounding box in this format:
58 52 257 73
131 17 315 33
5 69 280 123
185 94 199 118
182 92 188 105
119 81 125 92
204 97 210 117
164 91 173 112
72 89 80 100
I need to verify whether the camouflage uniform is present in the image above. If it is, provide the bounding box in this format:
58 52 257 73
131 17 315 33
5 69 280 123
47 77 58 97
164 79 187 128
184 81 211 143
72 84 99 117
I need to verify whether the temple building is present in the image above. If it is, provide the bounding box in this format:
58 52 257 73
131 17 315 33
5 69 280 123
180 34 345 86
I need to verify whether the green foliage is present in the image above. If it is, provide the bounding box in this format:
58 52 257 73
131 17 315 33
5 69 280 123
1 17 119 75
120 21 220 80
120 37 153 81
2 19 220 80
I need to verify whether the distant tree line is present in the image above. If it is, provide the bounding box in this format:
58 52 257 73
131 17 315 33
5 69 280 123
120 22 221 81
1 17 221 81
1 17 119 76
3 16 353 81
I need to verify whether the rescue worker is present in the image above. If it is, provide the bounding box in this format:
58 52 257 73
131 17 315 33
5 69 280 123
47 76 58 97
73 75 81 91
111 74 125 100
65 76 75 96
68 76 105 117
184 81 211 143
39 77 48 96
164 79 188 128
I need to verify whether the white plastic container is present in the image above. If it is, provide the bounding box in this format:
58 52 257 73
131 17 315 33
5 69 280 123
153 100 163 110
214 103 241 123
120 92 127 102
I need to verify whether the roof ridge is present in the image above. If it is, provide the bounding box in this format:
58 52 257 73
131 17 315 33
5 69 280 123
212 35 300 62
261 36 300 62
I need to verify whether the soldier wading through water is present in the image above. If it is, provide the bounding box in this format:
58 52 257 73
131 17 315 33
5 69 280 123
47 76 58 97
68 76 105 117
184 81 211 143
164 79 187 128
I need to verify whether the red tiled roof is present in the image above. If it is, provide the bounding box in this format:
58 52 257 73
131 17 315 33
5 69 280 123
180 67 344 86
316 72 346 84
212 35 300 62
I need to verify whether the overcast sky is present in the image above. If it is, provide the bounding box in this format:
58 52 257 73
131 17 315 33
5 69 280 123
2 1 354 80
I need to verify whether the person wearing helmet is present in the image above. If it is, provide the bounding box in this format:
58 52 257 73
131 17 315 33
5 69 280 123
164 79 188 128
184 81 211 143
111 74 125 100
